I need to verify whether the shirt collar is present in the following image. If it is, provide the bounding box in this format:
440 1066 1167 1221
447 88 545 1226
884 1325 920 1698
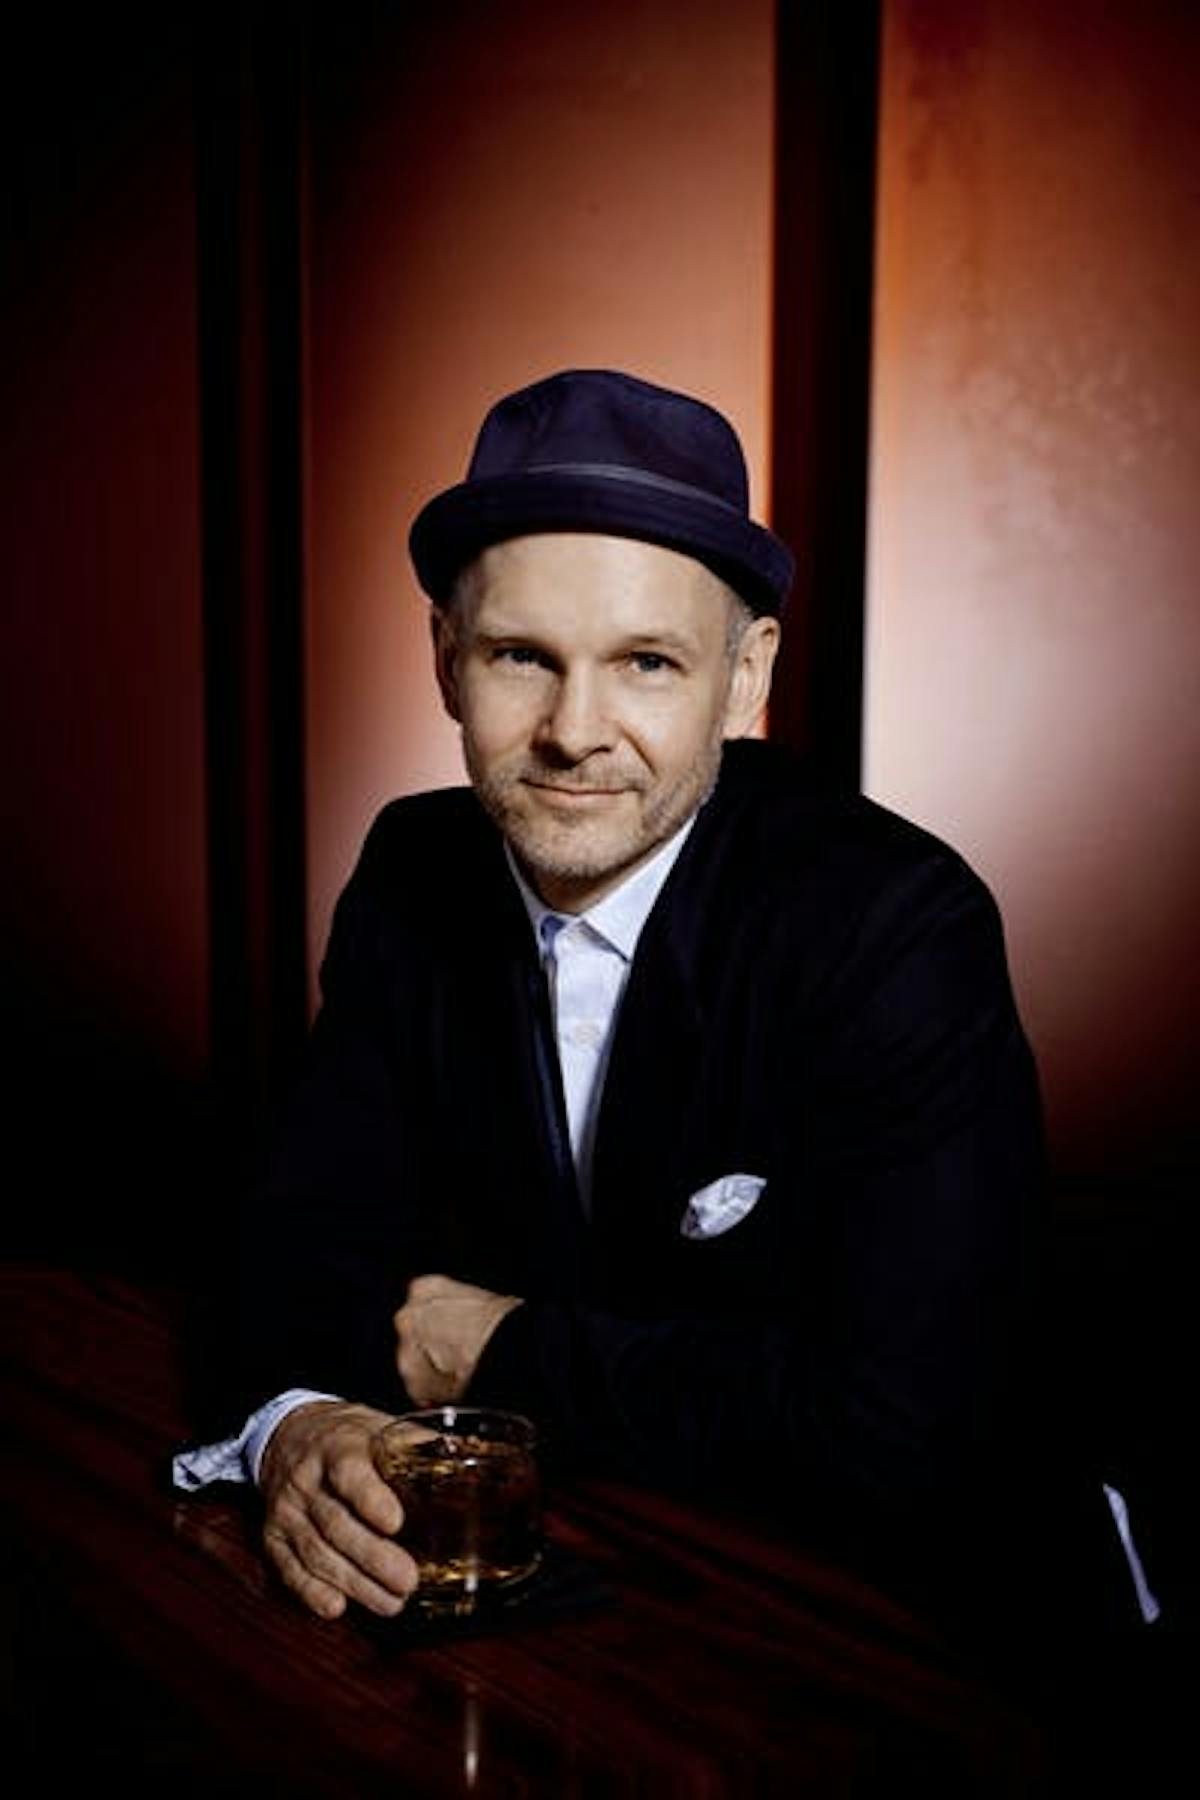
505 813 697 962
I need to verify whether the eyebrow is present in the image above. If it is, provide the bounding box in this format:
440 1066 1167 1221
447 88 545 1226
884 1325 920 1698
619 630 701 660
470 624 702 660
468 625 547 652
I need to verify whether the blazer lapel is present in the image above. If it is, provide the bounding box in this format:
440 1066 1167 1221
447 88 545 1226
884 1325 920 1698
437 827 587 1300
586 816 728 1300
583 745 781 1300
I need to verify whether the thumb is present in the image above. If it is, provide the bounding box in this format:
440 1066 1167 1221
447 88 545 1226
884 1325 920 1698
406 1272 453 1303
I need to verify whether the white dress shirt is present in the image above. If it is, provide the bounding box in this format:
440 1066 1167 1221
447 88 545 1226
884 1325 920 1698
504 817 695 1212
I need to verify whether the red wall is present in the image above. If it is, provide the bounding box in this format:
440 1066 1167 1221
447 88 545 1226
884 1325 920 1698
865 0 1200 1190
5 5 1194 1260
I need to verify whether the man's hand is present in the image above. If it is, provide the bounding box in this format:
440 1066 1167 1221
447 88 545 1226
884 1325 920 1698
394 1274 523 1406
259 1399 418 1621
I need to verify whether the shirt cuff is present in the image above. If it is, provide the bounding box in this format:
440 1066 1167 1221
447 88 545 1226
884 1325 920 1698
1103 1482 1162 1625
171 1388 342 1491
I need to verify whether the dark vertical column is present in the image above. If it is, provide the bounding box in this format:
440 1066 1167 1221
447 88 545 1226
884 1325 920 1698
769 1 881 788
194 8 310 1179
0 15 211 1271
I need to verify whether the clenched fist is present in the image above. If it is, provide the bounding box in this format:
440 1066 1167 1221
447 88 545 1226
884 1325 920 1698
394 1273 523 1406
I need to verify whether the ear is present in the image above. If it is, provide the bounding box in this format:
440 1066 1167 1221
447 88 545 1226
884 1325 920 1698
722 614 780 739
430 607 462 723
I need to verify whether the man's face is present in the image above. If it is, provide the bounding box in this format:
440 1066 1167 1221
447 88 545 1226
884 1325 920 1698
432 532 779 912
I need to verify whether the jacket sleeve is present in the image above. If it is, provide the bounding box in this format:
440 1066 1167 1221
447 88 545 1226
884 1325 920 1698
226 813 448 1425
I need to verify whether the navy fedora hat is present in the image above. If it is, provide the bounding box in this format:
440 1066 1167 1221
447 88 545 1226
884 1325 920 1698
408 369 794 616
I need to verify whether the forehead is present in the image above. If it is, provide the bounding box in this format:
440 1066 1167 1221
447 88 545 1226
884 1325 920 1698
457 532 732 639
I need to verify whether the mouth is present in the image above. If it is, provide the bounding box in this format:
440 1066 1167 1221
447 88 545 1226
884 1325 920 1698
524 781 628 805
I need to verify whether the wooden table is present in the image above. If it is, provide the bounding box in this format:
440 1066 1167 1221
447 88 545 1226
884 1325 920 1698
0 1266 1055 1795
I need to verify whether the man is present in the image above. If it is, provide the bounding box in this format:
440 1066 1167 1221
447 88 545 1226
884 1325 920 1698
176 369 1141 1661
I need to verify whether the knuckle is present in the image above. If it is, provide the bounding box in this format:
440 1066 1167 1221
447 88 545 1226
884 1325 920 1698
299 1535 343 1586
261 1523 291 1576
265 1486 306 1538
325 1451 369 1503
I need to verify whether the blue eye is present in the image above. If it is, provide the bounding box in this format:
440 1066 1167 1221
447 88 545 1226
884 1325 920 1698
497 646 546 667
631 652 671 674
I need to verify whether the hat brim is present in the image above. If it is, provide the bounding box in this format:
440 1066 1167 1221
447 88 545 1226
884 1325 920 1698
409 464 793 616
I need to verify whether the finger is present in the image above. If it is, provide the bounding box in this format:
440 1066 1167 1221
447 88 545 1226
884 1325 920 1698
406 1272 453 1302
268 1524 404 1621
397 1337 453 1405
397 1344 429 1403
262 1522 347 1620
395 1318 434 1395
393 1303 423 1356
265 1504 413 1620
394 1318 418 1389
309 1488 418 1600
264 1512 352 1627
326 1446 404 1536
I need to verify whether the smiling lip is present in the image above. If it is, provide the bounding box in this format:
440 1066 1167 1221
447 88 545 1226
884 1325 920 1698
525 782 627 801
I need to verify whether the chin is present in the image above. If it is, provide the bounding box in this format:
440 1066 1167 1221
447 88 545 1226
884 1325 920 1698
514 829 628 894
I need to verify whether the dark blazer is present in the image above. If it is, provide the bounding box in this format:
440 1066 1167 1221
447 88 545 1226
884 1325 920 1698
234 739 1130 1649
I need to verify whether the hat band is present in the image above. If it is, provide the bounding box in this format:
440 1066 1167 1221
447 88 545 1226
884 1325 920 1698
500 461 747 518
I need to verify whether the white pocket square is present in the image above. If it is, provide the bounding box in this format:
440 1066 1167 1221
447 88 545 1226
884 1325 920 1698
680 1172 767 1241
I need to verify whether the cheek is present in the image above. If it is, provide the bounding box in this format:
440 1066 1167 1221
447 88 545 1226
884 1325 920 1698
458 684 540 765
626 693 727 773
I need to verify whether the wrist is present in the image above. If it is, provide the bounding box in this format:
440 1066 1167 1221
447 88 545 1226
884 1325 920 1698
255 1396 346 1488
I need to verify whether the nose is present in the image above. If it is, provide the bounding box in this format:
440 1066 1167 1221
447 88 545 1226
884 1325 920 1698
536 665 614 763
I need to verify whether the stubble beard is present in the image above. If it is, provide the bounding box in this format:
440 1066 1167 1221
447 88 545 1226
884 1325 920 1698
467 731 726 902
